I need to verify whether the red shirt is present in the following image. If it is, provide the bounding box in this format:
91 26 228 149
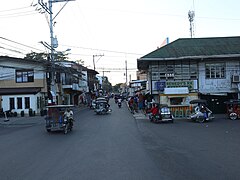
151 107 159 115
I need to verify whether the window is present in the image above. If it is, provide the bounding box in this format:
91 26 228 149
158 61 197 80
17 97 22 109
170 97 183 105
9 98 15 110
25 97 30 109
206 63 225 79
16 69 34 83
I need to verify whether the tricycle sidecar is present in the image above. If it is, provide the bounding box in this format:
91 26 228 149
45 105 74 134
224 100 240 120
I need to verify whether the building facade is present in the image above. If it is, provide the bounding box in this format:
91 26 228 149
0 56 98 116
138 36 240 115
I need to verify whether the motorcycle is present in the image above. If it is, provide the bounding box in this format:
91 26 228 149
63 115 73 134
189 99 214 123
118 102 122 108
117 99 122 108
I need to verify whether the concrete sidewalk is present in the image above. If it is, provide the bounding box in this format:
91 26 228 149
131 108 229 121
0 115 45 126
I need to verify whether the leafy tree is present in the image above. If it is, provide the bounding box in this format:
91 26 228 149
76 59 84 65
24 51 48 61
112 83 122 93
102 76 112 93
24 51 68 61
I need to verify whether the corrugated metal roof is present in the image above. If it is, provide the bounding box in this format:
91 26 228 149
140 36 240 59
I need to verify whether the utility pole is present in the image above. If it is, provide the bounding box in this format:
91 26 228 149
38 0 75 104
93 54 104 71
125 60 128 85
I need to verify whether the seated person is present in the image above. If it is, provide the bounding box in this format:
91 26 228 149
64 108 73 118
150 104 159 116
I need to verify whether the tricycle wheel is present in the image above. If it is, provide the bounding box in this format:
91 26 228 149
229 112 238 120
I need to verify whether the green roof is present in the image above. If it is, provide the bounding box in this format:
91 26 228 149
140 36 240 60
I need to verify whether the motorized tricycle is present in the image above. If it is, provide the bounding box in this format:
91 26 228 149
148 103 174 123
94 97 112 115
189 99 214 123
224 99 240 120
45 105 74 134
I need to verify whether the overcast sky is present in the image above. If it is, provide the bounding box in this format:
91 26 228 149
1 0 240 85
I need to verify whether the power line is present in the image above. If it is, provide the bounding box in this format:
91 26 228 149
0 6 32 13
61 44 144 56
0 37 43 52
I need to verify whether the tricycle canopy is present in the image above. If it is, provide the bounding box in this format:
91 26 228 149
224 100 240 105
189 99 207 104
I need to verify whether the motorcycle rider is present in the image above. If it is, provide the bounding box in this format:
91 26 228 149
200 104 210 120
64 108 73 126
150 104 160 122
117 98 122 108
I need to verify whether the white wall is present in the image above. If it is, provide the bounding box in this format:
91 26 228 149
199 61 240 94
2 93 42 115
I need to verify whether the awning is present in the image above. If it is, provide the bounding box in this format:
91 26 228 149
164 87 189 95
0 88 41 95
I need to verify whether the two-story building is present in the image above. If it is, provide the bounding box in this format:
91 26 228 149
0 56 48 115
138 36 240 115
0 56 99 116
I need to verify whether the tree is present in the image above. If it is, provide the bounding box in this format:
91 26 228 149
112 83 122 93
102 76 112 93
24 51 68 61
76 59 84 65
24 51 48 61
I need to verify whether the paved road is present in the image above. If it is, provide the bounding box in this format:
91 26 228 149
0 101 165 180
136 112 240 180
0 100 239 180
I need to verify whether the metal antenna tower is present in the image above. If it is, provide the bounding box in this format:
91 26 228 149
188 0 195 38
188 10 195 38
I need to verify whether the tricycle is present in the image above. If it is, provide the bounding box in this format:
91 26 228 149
224 99 240 120
45 105 74 134
148 103 174 123
189 99 214 123
94 97 112 115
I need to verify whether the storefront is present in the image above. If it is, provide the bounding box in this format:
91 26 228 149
159 86 198 118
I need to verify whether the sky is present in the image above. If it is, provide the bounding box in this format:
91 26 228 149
1 0 240 85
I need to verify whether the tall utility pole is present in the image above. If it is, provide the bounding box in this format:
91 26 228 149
125 60 128 85
93 54 104 71
38 0 75 104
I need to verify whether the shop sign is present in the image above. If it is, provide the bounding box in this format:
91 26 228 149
166 81 194 89
155 81 166 91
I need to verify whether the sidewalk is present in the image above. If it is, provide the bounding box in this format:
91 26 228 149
0 115 45 127
0 105 88 127
130 107 229 121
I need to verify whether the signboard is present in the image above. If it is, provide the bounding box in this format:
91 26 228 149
166 81 194 89
155 81 166 91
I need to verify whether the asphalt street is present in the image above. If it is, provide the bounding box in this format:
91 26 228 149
0 100 239 180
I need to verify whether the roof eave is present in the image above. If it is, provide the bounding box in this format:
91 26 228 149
139 54 240 61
